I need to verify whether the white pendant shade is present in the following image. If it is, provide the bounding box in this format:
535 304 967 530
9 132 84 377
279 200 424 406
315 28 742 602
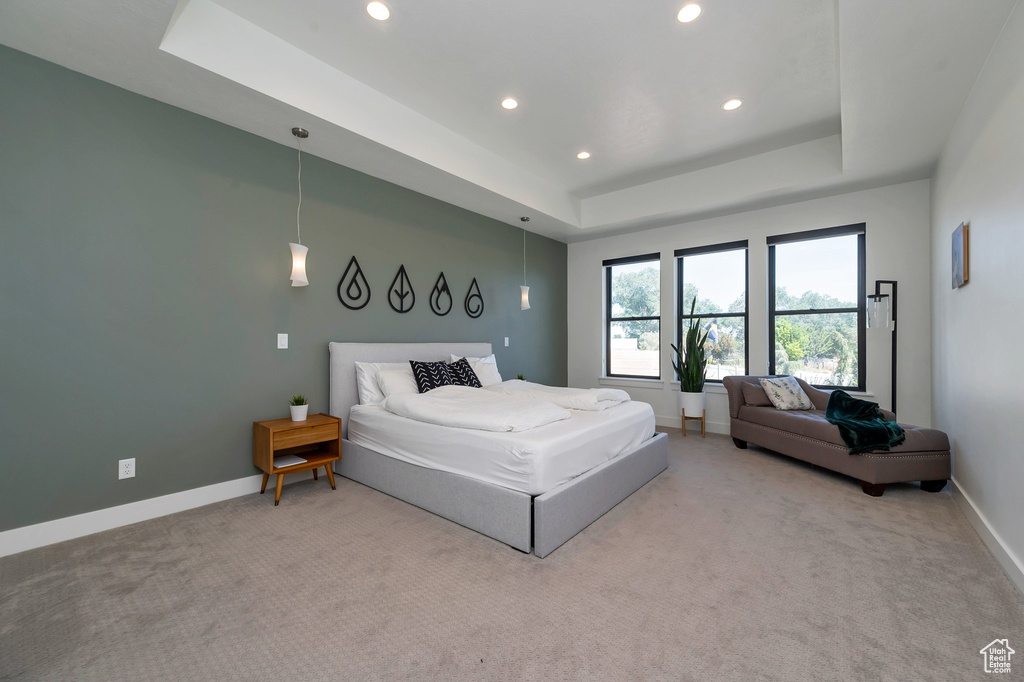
289 242 309 287
520 227 532 311
866 295 889 328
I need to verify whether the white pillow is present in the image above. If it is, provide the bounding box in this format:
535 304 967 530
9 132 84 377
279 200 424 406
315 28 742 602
355 362 408 405
451 354 502 387
758 377 814 411
376 368 420 398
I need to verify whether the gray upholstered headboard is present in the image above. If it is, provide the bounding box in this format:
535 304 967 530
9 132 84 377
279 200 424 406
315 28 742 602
329 342 493 437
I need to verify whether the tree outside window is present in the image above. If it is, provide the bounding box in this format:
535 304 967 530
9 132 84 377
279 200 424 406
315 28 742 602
768 227 865 389
605 255 660 378
676 242 748 382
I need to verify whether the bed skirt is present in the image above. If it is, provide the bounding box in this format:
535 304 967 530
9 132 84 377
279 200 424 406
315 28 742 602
335 432 668 557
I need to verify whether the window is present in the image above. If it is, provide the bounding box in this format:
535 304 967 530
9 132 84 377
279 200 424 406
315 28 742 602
605 253 660 378
768 224 865 389
675 241 748 382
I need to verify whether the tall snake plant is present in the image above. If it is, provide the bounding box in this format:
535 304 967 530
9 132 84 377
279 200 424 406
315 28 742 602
671 297 710 393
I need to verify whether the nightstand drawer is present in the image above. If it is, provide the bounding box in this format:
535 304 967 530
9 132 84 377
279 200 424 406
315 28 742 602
274 422 339 449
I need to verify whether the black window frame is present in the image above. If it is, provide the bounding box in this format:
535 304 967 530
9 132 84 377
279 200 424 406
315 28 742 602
675 240 750 383
604 252 661 379
767 223 866 391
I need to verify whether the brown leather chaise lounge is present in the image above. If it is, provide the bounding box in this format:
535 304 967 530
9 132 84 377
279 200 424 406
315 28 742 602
723 376 951 496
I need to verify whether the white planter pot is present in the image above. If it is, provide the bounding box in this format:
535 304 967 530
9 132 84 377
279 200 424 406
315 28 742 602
290 404 309 422
679 391 706 418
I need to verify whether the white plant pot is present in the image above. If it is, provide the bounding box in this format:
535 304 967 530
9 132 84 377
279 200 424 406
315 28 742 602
290 404 309 422
679 391 706 418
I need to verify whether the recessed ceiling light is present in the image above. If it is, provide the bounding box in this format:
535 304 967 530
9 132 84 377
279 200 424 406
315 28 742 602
722 98 743 111
366 1 390 21
677 3 702 23
501 97 519 110
577 151 591 160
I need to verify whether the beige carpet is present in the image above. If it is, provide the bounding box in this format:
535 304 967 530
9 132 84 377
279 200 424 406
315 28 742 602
2 430 1022 681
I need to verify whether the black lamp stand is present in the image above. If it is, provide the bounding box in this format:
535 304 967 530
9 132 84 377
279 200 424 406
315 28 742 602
868 280 898 417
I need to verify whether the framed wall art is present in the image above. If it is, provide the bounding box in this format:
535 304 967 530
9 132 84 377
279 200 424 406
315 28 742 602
952 222 969 289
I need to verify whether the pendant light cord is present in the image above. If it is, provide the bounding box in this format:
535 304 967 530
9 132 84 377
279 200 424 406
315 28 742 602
523 230 527 285
296 137 303 246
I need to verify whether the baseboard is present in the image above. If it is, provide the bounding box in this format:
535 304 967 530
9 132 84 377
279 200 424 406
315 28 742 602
951 477 1024 596
655 415 729 435
0 470 315 558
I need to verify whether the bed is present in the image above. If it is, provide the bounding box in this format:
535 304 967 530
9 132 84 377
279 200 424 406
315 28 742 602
329 342 669 557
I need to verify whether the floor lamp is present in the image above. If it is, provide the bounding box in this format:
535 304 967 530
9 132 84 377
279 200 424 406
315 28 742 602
867 280 897 417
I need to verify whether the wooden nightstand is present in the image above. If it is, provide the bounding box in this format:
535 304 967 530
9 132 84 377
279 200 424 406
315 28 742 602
253 413 341 506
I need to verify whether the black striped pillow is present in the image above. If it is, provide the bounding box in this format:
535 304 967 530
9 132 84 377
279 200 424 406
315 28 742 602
447 357 482 388
409 360 454 393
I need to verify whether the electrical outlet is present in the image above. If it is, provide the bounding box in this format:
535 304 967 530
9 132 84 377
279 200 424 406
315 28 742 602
119 458 135 480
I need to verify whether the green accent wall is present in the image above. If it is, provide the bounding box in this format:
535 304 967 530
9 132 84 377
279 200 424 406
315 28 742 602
0 46 567 532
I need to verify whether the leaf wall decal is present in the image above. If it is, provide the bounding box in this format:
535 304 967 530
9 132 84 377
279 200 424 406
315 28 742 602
388 265 416 313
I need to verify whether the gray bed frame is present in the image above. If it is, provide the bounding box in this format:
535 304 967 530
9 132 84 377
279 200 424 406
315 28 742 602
329 342 668 558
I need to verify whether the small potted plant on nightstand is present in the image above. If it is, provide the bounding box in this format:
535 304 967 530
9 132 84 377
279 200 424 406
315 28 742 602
289 394 309 422
671 297 710 420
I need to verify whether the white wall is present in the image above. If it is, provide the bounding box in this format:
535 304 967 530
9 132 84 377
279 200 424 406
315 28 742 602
931 3 1024 588
568 180 933 432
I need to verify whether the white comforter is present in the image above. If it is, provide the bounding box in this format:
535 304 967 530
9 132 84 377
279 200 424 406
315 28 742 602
382 385 570 432
483 380 631 411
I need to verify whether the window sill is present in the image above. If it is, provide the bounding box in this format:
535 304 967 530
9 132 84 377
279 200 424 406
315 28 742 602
666 382 873 399
844 391 875 399
597 379 871 400
599 377 665 390
669 382 728 394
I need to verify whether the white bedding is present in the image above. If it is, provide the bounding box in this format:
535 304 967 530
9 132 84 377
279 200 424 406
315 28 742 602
382 385 570 432
348 400 656 495
483 380 630 411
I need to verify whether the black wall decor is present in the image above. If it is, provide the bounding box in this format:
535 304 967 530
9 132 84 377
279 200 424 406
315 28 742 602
464 278 484 319
337 256 371 310
429 272 453 316
388 265 416 313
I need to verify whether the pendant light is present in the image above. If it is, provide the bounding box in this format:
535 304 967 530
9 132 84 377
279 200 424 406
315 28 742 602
520 218 531 310
289 127 310 287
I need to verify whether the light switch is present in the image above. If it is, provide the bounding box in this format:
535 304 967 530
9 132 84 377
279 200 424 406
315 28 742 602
504 337 510 347
277 333 288 349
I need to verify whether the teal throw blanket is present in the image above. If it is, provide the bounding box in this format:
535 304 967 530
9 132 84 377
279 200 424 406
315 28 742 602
825 390 905 454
